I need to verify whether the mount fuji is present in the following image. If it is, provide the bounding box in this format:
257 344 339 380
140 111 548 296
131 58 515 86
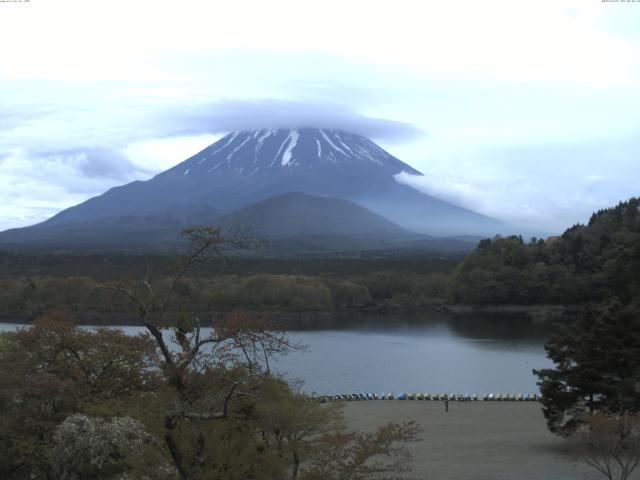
0 128 507 251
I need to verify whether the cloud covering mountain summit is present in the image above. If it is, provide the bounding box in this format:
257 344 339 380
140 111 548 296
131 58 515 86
19 128 504 240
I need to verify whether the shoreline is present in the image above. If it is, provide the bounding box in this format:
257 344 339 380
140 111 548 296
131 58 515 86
446 303 582 323
0 303 579 327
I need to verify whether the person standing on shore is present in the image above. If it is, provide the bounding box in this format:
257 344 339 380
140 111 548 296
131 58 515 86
444 396 449 413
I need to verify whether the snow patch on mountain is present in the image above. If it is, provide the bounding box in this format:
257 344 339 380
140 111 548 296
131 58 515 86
335 132 355 156
320 129 348 157
255 129 274 157
226 134 252 165
25 127 507 239
168 128 423 180
272 135 289 167
281 130 299 166
198 132 238 165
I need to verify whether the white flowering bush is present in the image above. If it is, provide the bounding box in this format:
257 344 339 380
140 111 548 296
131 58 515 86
51 414 169 480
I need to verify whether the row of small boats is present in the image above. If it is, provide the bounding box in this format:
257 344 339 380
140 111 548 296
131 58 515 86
316 392 541 402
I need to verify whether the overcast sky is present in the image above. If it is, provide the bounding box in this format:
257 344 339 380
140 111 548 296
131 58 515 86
1 0 639 233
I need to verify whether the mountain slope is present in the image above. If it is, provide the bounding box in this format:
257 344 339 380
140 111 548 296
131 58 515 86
0 216 186 251
214 192 411 238
36 128 505 236
0 193 454 254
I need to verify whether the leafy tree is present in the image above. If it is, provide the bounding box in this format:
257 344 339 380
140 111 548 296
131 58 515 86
51 414 173 480
534 302 640 434
0 311 160 479
96 227 421 480
1 227 422 480
96 227 303 479
255 378 344 478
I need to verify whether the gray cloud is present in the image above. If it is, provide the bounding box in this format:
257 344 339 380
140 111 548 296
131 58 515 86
42 148 147 180
0 147 147 230
157 99 424 142
1 89 423 156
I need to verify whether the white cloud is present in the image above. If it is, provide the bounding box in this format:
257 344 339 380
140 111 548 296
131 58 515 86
0 0 639 231
124 135 221 173
395 135 640 233
2 1 639 87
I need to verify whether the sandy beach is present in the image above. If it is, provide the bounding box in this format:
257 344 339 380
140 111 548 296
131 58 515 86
341 400 600 480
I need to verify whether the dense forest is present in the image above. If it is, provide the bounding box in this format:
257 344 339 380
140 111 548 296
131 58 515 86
0 253 459 323
450 198 640 307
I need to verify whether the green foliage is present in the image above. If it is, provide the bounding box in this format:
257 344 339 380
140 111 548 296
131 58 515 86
320 278 372 307
211 274 333 310
534 301 640 435
0 271 451 320
411 272 450 302
0 312 160 479
0 314 420 479
0 250 462 280
0 226 424 480
358 271 415 301
450 198 640 306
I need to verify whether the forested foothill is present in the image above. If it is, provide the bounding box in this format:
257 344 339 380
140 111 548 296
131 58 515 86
450 198 640 307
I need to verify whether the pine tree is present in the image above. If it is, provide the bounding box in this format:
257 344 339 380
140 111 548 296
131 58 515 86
534 301 640 435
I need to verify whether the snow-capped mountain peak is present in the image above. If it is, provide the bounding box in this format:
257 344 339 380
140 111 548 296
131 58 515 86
30 127 505 238
165 128 421 177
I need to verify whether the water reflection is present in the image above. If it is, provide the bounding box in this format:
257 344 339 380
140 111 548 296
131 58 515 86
274 313 552 394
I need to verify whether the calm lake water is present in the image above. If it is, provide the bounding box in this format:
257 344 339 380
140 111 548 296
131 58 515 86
0 314 552 395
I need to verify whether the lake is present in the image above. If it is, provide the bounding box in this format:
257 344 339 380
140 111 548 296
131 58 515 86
0 313 553 395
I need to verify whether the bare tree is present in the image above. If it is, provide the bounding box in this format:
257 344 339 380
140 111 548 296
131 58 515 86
300 422 422 480
569 414 640 480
